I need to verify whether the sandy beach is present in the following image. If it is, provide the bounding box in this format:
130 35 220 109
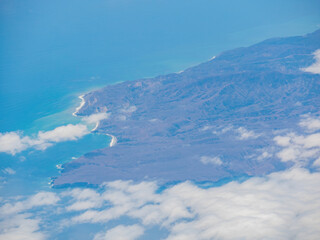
72 95 85 116
106 134 117 147
91 122 99 131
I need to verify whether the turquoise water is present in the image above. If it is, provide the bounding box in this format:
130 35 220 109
1 0 320 132
0 132 111 197
1 0 320 238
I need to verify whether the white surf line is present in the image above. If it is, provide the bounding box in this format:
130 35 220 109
56 164 63 170
72 94 115 146
106 134 117 147
48 179 54 186
91 122 99 131
72 95 85 116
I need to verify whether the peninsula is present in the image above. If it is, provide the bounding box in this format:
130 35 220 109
53 30 320 187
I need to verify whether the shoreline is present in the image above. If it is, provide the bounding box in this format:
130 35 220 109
106 134 117 147
91 122 99 131
72 95 85 116
72 94 116 148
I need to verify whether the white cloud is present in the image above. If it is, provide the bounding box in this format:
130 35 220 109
0 214 45 240
93 225 144 240
200 125 212 131
62 188 103 211
274 132 320 165
71 181 158 223
302 49 320 74
211 125 233 135
115 105 137 121
2 168 16 175
65 168 320 240
210 126 260 140
0 111 113 155
149 118 159 123
0 124 89 155
257 150 273 161
163 171 320 240
271 116 320 166
1 163 320 240
37 124 89 144
82 112 110 125
237 127 260 140
200 156 222 165
299 115 320 132
0 192 60 215
0 192 60 240
0 132 30 155
274 135 291 147
1 115 320 239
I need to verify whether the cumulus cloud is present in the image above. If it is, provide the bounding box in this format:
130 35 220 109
265 116 320 167
63 168 320 240
114 104 137 121
1 115 320 239
299 115 320 132
0 192 60 240
302 49 320 74
0 124 89 155
0 214 45 240
62 188 103 211
236 127 260 140
162 169 320 240
0 132 30 155
37 124 89 145
0 192 60 215
93 225 144 240
82 112 110 131
1 165 320 239
71 181 158 224
0 110 113 155
200 156 223 165
82 112 110 125
274 132 320 166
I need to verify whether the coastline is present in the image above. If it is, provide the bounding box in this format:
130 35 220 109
72 95 85 116
91 122 99 131
72 94 116 147
106 134 117 147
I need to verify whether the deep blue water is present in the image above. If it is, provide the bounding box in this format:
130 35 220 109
0 0 320 239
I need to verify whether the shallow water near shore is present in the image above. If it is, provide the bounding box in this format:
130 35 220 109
1 0 320 238
0 132 111 197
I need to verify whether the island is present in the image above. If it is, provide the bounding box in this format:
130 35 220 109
53 29 320 187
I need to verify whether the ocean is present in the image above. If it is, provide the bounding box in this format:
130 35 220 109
0 0 320 239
